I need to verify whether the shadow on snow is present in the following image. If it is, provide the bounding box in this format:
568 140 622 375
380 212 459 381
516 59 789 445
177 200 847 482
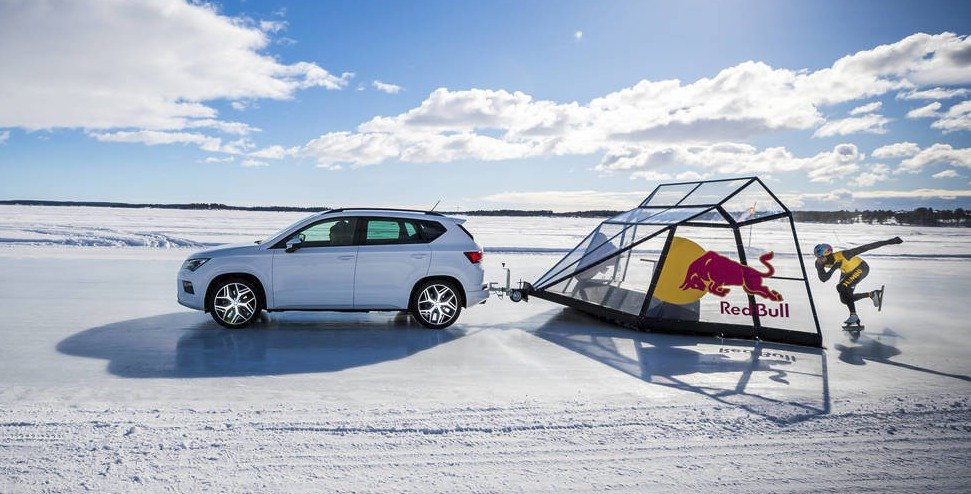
57 311 467 378
528 308 832 425
835 328 970 382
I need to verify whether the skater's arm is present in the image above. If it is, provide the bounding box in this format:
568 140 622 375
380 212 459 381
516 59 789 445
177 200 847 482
815 257 839 282
842 236 903 259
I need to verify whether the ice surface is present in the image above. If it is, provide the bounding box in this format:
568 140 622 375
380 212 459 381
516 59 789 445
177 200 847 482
0 206 968 491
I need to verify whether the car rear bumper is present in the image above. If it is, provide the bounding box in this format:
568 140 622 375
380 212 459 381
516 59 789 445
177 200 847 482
466 285 489 307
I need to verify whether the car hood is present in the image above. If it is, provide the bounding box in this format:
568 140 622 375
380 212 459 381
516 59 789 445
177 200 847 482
189 242 263 259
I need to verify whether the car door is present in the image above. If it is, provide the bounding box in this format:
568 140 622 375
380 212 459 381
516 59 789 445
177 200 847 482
354 217 431 309
271 217 359 309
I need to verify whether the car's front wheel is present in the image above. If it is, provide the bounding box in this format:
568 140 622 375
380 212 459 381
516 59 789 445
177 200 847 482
410 280 462 329
208 277 262 329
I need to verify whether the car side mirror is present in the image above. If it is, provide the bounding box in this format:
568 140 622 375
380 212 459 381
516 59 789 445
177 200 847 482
285 237 303 253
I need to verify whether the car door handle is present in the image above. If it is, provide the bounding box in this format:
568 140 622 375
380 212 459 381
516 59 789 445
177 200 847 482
411 254 428 259
338 255 356 260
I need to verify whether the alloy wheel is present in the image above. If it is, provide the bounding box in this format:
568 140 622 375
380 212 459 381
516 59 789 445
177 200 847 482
213 282 257 326
416 284 458 326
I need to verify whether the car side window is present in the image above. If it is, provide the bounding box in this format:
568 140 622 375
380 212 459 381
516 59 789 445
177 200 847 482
364 218 424 245
293 218 358 247
418 221 446 242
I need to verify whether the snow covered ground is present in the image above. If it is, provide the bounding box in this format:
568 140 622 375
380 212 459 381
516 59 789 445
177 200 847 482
0 206 969 492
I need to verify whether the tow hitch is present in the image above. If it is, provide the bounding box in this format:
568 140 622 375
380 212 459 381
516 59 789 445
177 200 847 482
488 262 530 302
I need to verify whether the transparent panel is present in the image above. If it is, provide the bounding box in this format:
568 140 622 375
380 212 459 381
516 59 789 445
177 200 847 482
640 224 816 335
605 207 668 224
544 235 669 314
742 217 804 280
649 227 754 327
679 179 753 206
638 207 716 225
748 278 815 333
722 181 786 222
534 222 669 289
684 209 730 224
640 183 699 207
534 229 597 288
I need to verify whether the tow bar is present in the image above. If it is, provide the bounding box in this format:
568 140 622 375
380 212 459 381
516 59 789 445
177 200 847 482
488 262 530 303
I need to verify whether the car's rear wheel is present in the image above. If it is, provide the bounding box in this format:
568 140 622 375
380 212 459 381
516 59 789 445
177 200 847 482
208 277 261 329
410 280 462 329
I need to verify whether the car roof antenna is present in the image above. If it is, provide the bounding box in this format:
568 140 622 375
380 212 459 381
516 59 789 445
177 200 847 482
430 198 442 211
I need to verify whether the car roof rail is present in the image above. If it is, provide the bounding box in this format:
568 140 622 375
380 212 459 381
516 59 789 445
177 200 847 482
324 207 446 217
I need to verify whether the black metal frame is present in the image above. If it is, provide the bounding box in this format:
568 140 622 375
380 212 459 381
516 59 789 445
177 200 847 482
530 177 823 348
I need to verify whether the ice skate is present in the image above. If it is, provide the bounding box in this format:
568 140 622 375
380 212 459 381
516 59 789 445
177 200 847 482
871 285 885 311
842 313 864 331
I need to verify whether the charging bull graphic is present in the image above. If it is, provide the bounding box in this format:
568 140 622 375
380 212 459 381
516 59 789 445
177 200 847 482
679 251 783 302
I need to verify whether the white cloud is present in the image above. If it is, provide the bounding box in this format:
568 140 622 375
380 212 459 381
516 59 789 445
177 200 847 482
872 142 920 159
897 87 970 100
852 188 971 199
676 171 709 181
849 101 882 115
813 114 890 137
372 80 403 94
0 130 8 144
250 145 296 159
600 142 863 183
0 0 350 134
241 158 269 168
483 190 645 211
906 101 942 118
259 20 287 33
203 156 235 164
297 33 971 175
182 119 259 135
574 31 583 41
629 170 673 181
90 130 260 156
932 169 962 178
853 163 891 187
92 130 223 152
898 143 971 173
931 100 971 133
780 187 971 207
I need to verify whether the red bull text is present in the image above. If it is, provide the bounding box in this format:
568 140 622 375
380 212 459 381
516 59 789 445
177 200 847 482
720 301 790 318
679 250 783 302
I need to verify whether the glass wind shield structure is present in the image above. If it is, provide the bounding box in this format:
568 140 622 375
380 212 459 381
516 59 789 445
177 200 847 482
528 177 822 347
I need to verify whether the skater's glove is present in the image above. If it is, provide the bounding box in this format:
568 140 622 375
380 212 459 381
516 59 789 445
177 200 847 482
889 236 903 245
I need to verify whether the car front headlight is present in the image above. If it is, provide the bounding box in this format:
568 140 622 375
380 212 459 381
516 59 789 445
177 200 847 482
182 258 210 272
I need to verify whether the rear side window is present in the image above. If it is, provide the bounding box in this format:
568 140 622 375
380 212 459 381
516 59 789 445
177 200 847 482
418 221 447 243
364 218 424 245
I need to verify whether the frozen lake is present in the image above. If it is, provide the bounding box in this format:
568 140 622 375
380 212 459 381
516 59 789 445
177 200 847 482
0 206 968 492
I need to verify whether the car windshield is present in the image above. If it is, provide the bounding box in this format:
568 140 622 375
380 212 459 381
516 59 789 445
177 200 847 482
262 213 319 244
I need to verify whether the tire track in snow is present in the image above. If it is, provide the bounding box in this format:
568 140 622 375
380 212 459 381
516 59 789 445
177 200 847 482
0 399 968 492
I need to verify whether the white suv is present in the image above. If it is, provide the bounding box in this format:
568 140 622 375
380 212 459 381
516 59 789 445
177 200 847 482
177 209 488 329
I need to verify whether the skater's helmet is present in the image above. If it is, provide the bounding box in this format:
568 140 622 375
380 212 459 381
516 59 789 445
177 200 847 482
813 243 833 257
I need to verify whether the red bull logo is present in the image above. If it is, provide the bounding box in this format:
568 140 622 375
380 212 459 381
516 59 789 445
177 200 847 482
679 250 784 302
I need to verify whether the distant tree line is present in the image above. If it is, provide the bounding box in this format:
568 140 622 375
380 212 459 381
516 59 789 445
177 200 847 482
0 200 328 213
792 208 968 227
1 200 968 226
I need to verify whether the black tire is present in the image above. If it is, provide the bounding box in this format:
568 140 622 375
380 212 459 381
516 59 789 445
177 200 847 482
207 277 262 329
409 279 463 329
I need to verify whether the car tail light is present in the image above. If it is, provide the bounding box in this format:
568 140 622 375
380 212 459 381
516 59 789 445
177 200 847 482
464 251 483 264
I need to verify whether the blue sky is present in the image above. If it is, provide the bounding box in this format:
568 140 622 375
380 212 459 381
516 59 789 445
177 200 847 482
1 0 970 210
